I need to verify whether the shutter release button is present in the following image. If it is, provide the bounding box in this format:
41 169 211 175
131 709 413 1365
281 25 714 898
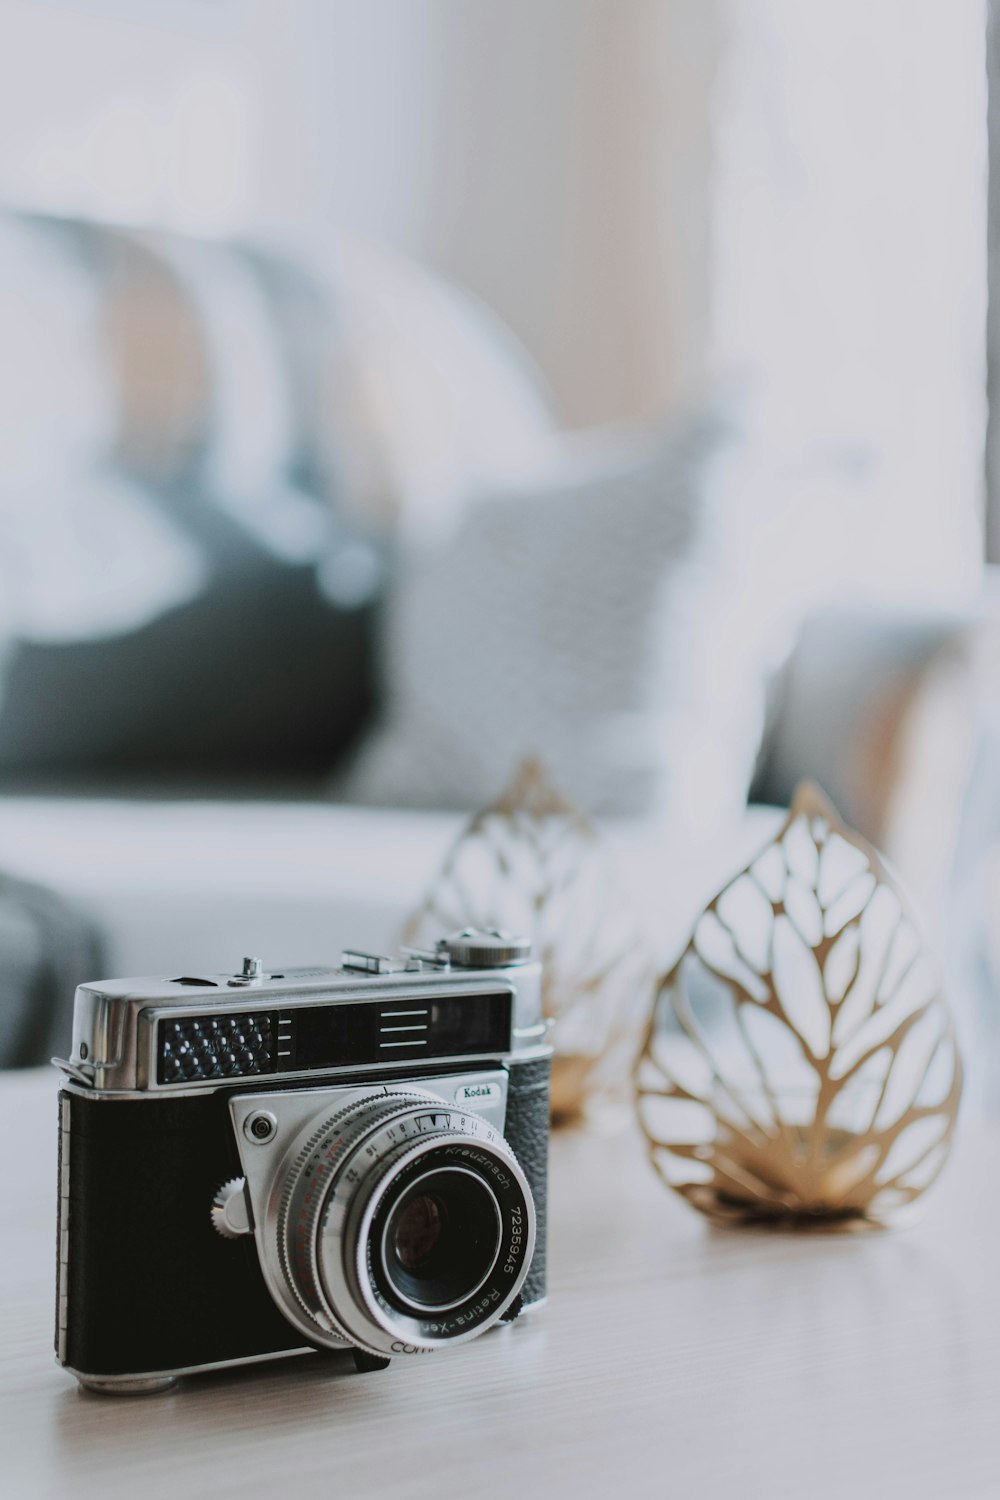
228 956 264 987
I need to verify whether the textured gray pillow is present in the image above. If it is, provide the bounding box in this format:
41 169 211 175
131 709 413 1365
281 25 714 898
342 411 762 818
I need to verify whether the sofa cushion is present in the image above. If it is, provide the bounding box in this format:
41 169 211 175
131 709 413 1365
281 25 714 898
0 216 557 783
0 213 381 779
340 408 792 829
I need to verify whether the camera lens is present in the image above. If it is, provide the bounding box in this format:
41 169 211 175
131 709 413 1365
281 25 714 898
270 1090 535 1359
378 1168 502 1313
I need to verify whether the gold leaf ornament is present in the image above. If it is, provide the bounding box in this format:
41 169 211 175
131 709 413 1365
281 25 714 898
634 783 962 1229
403 759 655 1124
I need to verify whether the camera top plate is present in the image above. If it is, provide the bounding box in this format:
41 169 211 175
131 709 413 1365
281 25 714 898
54 945 546 1098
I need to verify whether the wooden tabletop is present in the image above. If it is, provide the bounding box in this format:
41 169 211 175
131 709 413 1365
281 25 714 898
3 1068 998 1500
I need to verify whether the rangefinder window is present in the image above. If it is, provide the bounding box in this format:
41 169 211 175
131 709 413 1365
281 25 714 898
293 990 513 1070
156 992 511 1085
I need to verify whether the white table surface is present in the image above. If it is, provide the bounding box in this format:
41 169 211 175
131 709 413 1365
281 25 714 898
2 1067 998 1500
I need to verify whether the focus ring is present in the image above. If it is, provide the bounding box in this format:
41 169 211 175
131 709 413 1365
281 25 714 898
275 1092 432 1345
271 1092 536 1360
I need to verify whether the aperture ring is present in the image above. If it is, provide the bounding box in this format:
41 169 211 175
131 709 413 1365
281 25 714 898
275 1092 433 1348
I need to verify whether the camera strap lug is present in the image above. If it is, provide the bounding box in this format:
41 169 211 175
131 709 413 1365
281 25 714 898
51 1057 95 1088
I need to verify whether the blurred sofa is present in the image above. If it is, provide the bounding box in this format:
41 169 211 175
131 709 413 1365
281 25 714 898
0 209 990 1084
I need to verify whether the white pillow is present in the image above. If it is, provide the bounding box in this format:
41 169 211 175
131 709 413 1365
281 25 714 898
0 218 205 644
315 235 559 541
341 409 782 827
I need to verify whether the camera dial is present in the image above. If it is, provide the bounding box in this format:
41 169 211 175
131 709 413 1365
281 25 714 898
441 929 532 969
211 1179 251 1239
256 1090 535 1359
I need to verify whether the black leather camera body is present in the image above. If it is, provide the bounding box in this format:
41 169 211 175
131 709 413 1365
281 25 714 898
54 932 550 1394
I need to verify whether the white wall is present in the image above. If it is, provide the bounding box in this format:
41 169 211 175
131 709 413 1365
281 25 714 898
0 0 257 232
0 0 988 602
712 0 988 605
271 0 721 427
0 0 722 428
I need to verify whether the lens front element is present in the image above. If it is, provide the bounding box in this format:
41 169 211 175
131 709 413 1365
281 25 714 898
380 1168 502 1313
272 1091 535 1358
392 1190 445 1271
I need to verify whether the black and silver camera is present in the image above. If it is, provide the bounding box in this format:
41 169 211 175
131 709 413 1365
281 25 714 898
53 930 550 1395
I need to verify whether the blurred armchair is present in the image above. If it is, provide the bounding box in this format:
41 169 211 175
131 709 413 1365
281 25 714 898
754 601 992 922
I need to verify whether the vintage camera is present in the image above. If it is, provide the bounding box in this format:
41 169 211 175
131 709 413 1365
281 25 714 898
53 930 550 1395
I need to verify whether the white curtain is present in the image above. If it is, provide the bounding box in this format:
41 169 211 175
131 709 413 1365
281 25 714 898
712 0 987 606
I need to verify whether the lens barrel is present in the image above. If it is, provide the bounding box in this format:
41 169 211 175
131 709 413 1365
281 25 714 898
272 1091 535 1357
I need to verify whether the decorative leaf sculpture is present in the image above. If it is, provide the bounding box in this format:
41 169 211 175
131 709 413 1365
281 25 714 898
634 783 962 1229
402 758 654 1123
